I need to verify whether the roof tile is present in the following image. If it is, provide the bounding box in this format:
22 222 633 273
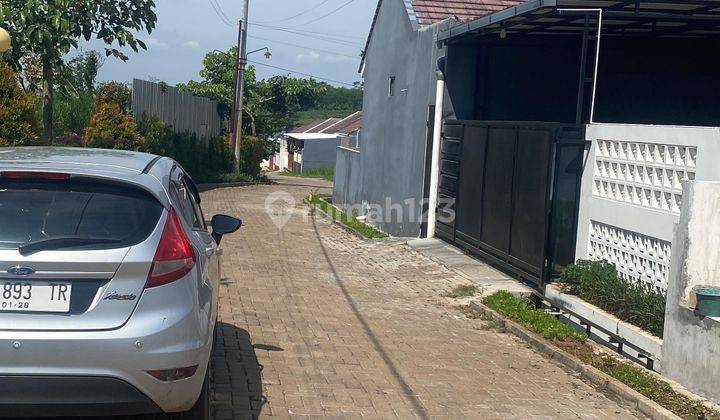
411 0 524 25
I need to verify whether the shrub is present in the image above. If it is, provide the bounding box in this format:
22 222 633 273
52 133 83 147
238 136 264 178
558 259 666 337
83 102 142 150
0 61 41 146
96 82 131 109
137 115 235 183
53 92 96 137
138 114 172 155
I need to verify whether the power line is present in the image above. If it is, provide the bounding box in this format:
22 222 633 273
295 0 357 26
247 59 357 86
255 0 334 24
251 24 363 47
248 35 360 60
251 22 365 41
207 0 235 26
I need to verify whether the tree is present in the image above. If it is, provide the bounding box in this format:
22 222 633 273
57 51 104 94
179 47 327 138
178 48 237 118
0 60 40 146
0 0 157 139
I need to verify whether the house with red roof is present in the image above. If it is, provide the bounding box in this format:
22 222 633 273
274 111 362 173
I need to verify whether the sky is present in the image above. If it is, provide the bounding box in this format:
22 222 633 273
86 0 377 87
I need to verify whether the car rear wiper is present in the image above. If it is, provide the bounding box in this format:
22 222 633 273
18 236 123 255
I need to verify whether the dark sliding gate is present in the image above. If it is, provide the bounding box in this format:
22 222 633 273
435 120 585 287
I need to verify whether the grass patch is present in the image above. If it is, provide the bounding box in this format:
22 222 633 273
482 291 586 341
282 167 334 182
561 342 717 420
558 260 666 337
444 284 480 298
308 195 388 239
480 291 718 420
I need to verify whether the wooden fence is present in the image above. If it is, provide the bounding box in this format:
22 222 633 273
131 78 226 140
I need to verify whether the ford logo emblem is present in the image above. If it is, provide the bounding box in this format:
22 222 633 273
7 266 35 276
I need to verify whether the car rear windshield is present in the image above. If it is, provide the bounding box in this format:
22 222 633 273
0 178 163 250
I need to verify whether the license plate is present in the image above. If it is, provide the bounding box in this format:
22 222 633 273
0 281 72 313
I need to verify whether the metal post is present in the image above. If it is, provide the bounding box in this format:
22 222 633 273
558 8 603 124
234 0 250 170
426 75 445 239
575 16 590 124
230 21 242 150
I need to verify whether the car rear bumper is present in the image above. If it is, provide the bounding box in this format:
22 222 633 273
0 275 216 415
0 375 161 417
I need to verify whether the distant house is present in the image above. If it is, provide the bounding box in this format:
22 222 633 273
275 112 362 173
333 0 521 237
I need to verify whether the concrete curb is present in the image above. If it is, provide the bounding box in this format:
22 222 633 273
197 181 274 192
468 300 680 420
545 284 663 361
305 198 366 240
304 198 400 243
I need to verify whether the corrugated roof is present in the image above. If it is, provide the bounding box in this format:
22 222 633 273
320 112 362 135
289 119 325 134
289 118 342 134
412 0 524 25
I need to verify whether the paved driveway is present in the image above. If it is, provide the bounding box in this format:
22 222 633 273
201 184 637 419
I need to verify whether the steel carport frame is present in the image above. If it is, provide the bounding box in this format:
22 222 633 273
438 0 720 43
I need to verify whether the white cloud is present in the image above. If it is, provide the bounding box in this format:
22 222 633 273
295 50 354 63
140 36 168 49
182 40 200 49
296 51 321 62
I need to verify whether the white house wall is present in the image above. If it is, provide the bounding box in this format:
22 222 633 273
576 123 720 293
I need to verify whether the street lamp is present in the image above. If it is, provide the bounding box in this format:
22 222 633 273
246 47 271 60
0 28 10 53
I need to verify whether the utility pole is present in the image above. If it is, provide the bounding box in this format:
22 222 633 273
234 0 249 170
229 21 242 151
228 22 242 151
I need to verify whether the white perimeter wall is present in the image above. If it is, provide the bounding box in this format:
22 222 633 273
576 123 720 293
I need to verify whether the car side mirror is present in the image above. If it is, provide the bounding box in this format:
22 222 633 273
211 214 242 244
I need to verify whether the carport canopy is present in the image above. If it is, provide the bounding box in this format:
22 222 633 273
439 0 720 43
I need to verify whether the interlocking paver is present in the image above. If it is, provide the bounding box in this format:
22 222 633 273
201 184 638 419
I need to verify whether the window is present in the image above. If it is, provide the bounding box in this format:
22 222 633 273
0 179 162 250
388 76 396 97
175 178 205 230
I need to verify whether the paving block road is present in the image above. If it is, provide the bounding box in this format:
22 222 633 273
201 183 638 419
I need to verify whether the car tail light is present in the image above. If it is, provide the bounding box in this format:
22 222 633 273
145 209 196 288
146 365 198 382
1 171 70 180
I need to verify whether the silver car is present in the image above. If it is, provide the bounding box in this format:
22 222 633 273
0 147 241 418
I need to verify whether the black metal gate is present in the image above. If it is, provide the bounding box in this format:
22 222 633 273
435 120 585 287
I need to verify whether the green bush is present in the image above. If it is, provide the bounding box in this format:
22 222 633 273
53 91 96 137
558 259 666 337
0 61 41 146
96 82 131 110
83 102 142 150
138 116 235 183
238 136 264 178
482 291 586 341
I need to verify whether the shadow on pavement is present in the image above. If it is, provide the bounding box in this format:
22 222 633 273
211 322 267 420
310 215 431 420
